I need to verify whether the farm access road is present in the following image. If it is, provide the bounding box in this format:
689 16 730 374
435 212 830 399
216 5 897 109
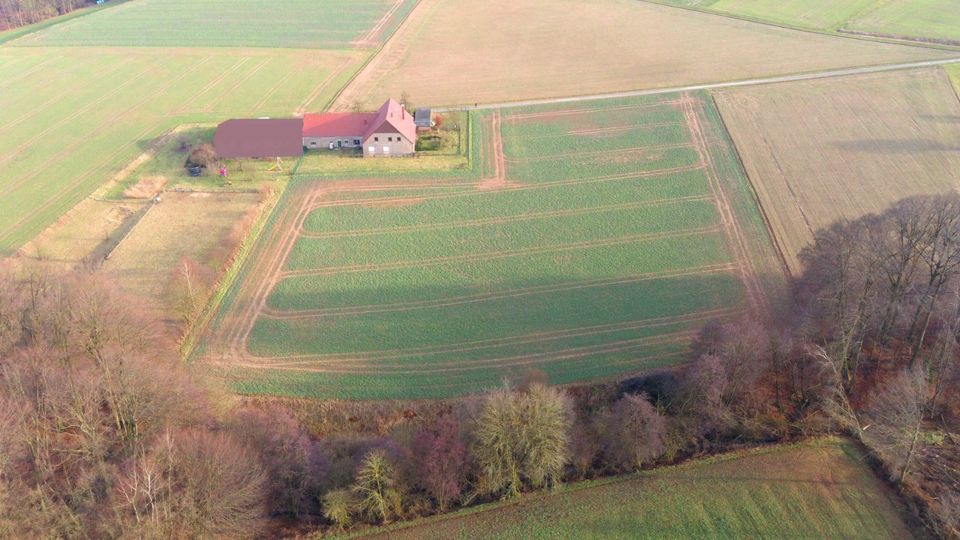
436 57 960 112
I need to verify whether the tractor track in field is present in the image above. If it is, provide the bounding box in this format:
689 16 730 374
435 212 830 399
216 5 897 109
298 195 714 239
220 329 702 375
518 122 683 142
261 262 737 319
280 225 723 277
309 163 705 209
249 308 739 364
504 99 686 121
680 93 768 313
352 0 406 48
503 142 695 163
294 54 358 115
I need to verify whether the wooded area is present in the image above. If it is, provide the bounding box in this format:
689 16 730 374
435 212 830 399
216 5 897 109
0 0 89 29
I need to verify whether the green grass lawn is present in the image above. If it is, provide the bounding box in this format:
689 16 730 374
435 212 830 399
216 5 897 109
10 0 418 48
0 46 366 255
342 439 914 539
226 93 782 399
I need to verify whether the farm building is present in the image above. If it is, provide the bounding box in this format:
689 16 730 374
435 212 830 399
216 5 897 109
414 107 432 130
213 118 304 159
302 98 416 157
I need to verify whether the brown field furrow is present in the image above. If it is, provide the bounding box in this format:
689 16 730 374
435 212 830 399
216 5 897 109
311 163 705 209
0 57 138 134
228 331 698 375
280 225 722 277
300 195 713 239
262 262 736 319
504 100 685 122
517 122 683 142
504 142 695 163
250 309 734 365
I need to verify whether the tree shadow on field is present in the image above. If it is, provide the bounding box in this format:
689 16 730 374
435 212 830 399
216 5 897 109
830 139 960 154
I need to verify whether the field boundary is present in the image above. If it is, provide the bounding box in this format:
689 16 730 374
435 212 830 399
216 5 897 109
180 181 287 358
434 57 960 112
0 0 133 45
709 94 792 277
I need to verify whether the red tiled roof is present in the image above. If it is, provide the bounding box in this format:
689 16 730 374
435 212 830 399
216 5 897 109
213 118 303 158
366 98 417 143
302 112 376 138
300 99 417 143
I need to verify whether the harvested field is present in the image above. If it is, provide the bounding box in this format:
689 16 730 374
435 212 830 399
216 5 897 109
104 191 263 332
714 68 960 274
332 0 947 109
201 93 784 399
350 439 914 539
0 46 366 255
11 0 417 48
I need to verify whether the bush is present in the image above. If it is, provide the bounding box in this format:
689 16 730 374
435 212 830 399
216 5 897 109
603 394 666 471
185 143 218 169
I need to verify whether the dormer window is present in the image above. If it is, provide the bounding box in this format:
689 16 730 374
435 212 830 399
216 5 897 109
374 136 379 142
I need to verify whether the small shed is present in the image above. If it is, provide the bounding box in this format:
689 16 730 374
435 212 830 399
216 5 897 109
414 108 432 130
213 118 304 159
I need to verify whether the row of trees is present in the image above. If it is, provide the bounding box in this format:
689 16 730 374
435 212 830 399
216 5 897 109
0 0 88 29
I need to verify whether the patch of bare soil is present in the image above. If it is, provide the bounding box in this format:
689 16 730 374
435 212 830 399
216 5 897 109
123 175 167 199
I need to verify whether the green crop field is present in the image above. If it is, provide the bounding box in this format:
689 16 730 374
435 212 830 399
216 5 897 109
845 0 960 43
10 0 418 48
203 93 784 400
348 439 913 539
0 46 367 255
656 0 960 43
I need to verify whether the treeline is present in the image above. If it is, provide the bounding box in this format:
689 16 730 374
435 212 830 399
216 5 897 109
0 0 89 30
1 193 958 538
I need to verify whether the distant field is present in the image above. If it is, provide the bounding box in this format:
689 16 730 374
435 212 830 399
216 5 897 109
0 46 366 256
350 439 913 539
202 93 783 399
655 0 960 44
715 68 960 274
11 0 417 48
845 0 960 43
332 0 945 109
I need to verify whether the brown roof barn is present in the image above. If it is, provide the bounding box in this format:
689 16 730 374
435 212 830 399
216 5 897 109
213 118 304 159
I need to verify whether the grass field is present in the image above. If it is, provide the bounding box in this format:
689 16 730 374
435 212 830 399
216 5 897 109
332 0 947 109
0 46 366 256
714 68 960 274
10 0 418 48
844 0 960 43
655 0 960 43
346 439 913 539
201 92 783 399
104 191 264 331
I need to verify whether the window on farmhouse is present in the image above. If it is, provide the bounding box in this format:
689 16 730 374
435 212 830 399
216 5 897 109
374 136 379 142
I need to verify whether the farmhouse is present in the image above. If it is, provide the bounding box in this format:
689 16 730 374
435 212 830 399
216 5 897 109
302 98 416 157
213 118 304 159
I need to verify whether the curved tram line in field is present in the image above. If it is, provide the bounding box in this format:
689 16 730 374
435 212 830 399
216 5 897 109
203 95 769 395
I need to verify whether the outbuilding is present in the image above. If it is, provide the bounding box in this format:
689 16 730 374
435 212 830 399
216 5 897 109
213 118 304 159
